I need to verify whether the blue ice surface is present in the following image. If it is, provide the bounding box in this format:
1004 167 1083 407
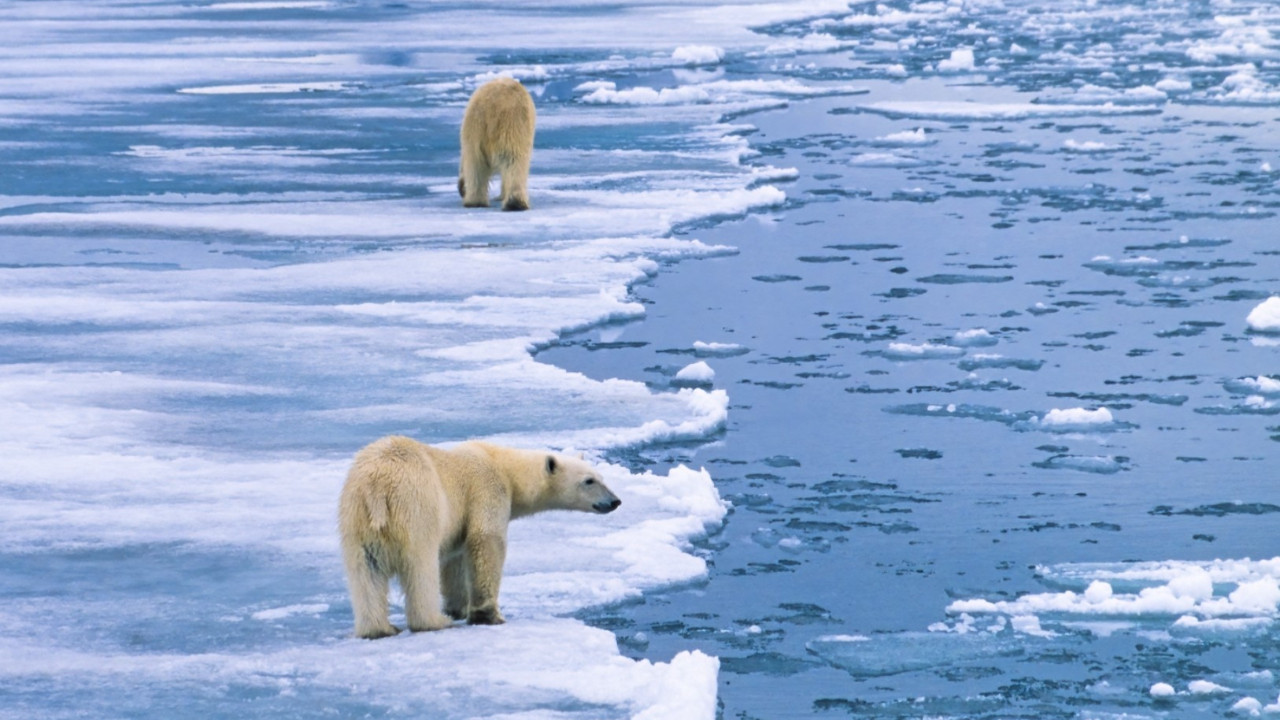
5 0 1280 718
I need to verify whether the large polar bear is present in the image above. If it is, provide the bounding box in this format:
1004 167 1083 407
338 436 621 639
457 77 536 211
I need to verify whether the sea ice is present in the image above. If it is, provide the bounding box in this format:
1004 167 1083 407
1246 297 1280 333
675 361 716 384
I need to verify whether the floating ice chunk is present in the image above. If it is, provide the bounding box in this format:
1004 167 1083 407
1246 297 1280 333
884 63 908 78
871 127 934 147
952 328 998 347
1085 581 1114 603
957 354 1043 372
1040 407 1114 427
1225 376 1280 397
1011 615 1055 638
1033 454 1126 474
472 65 551 84
1234 697 1263 716
1063 139 1112 153
675 361 715 384
882 342 965 360
1156 78 1193 93
672 45 725 66
580 84 712 105
1150 682 1176 698
1189 680 1231 694
1169 567 1215 602
848 152 926 167
631 650 719 720
937 48 976 72
692 341 747 358
574 80 617 93
1174 615 1273 632
762 33 844 55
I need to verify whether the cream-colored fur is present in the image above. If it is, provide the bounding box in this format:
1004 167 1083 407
338 436 620 639
458 77 536 211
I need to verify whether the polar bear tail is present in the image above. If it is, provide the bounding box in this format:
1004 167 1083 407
361 486 390 533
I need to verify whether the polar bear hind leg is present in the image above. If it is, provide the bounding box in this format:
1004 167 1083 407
343 541 400 639
459 145 493 208
400 532 452 632
499 153 530 211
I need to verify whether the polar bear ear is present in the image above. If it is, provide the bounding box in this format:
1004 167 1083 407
545 455 558 475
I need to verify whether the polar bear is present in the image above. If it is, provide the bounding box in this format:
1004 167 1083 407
338 436 620 639
457 77 536 211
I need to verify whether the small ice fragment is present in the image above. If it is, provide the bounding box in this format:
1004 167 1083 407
672 45 724 66
1011 615 1054 638
1084 580 1113 603
1189 680 1230 694
937 48 976 72
1063 139 1111 153
1168 567 1214 601
1040 407 1113 426
778 537 803 551
675 361 715 383
1150 682 1176 698
952 328 997 347
692 340 745 357
1233 697 1262 716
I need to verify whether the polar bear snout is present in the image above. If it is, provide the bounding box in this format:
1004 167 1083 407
593 495 622 514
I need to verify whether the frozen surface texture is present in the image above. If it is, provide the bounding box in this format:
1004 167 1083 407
5 0 1280 718
0 0 862 717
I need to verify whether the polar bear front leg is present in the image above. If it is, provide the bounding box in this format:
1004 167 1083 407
465 531 507 625
401 552 452 632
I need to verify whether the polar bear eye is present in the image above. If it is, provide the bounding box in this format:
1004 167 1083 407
584 478 596 486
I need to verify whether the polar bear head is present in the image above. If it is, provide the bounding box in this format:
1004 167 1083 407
545 454 621 514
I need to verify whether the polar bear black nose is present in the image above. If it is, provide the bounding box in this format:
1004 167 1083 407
595 498 621 513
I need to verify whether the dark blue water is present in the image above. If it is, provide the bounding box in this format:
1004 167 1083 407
542 23 1280 720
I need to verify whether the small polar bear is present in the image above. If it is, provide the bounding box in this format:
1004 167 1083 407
338 436 620 639
458 77 536 211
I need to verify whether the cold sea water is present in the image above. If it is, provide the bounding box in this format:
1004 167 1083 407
2 1 1280 719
